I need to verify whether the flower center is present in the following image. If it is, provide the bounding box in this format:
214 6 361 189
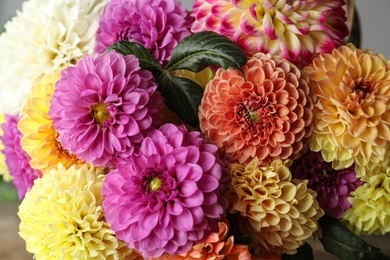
149 177 162 191
92 102 111 125
322 166 336 180
248 111 260 123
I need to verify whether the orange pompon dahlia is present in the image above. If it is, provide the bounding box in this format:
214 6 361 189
154 219 254 260
199 53 313 166
18 71 85 174
305 44 390 177
226 158 324 255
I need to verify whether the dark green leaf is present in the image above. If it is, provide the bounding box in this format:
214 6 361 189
319 215 390 260
165 31 247 73
282 243 314 260
106 41 163 74
157 74 204 127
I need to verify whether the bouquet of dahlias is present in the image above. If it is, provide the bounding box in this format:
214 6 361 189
1 0 390 259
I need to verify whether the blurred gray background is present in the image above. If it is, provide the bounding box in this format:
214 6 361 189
0 0 389 58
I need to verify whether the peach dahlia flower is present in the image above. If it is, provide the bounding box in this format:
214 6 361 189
155 219 253 260
199 53 313 165
305 44 390 177
191 0 348 67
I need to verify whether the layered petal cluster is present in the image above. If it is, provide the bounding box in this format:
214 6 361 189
199 53 313 165
18 164 137 259
226 158 324 255
156 219 253 260
0 115 41 199
341 169 390 235
18 71 85 174
0 0 109 115
291 150 363 218
0 114 11 182
95 0 192 64
102 123 229 259
305 44 390 177
191 0 348 67
49 52 164 167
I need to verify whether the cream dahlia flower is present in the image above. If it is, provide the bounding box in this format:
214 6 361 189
191 0 349 67
341 169 390 236
0 0 109 115
305 44 390 177
18 71 85 174
18 164 137 259
226 158 324 255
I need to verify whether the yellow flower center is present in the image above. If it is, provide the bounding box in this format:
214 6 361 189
92 103 111 124
248 111 260 123
149 177 162 191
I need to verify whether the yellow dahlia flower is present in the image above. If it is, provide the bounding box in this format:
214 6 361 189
305 44 390 177
341 170 390 235
18 71 85 174
226 158 324 255
0 113 11 182
18 164 137 259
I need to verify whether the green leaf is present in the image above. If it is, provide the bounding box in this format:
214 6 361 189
106 41 163 74
107 32 248 127
319 215 390 260
282 243 314 260
165 31 247 73
157 75 204 127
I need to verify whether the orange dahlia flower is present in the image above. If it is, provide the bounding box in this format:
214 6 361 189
155 219 253 260
305 44 390 177
199 53 313 165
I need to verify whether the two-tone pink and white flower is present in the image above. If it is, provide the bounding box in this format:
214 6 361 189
191 0 349 67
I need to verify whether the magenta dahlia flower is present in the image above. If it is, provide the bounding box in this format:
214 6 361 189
291 150 363 218
95 0 192 65
102 123 229 259
0 115 41 199
49 52 164 167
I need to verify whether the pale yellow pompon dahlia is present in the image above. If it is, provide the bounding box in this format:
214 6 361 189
18 71 85 175
226 158 324 255
305 44 390 177
341 170 390 235
0 113 11 182
18 164 138 259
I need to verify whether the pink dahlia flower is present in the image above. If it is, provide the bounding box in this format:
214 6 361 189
191 0 348 67
102 123 229 259
0 115 41 199
49 52 164 167
199 53 313 165
95 0 192 65
291 150 363 218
